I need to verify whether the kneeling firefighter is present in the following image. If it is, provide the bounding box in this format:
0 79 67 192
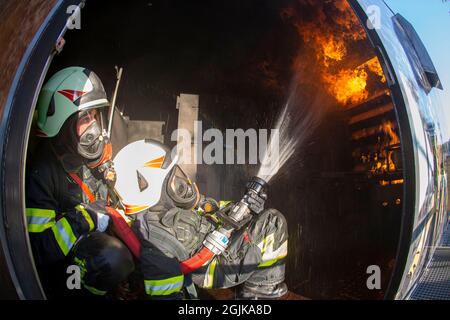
113 139 289 299
26 67 134 298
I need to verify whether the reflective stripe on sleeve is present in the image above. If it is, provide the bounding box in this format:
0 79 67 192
144 275 184 296
51 218 77 256
26 208 56 233
75 205 95 232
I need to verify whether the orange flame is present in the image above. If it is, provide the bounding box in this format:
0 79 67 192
315 35 347 67
322 56 387 106
371 120 400 174
284 0 386 106
382 120 400 146
361 56 386 83
323 68 369 105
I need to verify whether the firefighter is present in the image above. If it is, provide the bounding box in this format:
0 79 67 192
26 67 134 298
113 139 289 300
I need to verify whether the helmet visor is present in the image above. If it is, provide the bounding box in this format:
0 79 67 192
76 108 107 137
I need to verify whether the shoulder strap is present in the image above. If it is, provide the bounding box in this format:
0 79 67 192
68 172 96 203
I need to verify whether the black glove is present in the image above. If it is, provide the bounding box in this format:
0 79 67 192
247 191 267 214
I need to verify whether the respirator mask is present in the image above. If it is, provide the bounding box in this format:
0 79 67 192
71 108 114 174
166 165 200 210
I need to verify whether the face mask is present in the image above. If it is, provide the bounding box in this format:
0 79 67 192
76 110 106 161
166 166 199 209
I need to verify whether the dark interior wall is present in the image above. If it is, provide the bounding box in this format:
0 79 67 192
275 109 402 299
45 0 403 299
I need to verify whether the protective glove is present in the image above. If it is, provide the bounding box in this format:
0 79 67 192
82 200 111 232
247 191 267 214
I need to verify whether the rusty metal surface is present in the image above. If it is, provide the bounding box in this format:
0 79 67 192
0 0 56 115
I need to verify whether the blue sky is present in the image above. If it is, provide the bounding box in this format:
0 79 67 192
384 0 450 141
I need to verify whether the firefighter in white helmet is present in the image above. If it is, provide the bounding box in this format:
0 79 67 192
113 139 289 299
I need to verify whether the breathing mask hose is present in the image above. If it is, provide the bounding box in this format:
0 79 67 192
180 177 268 274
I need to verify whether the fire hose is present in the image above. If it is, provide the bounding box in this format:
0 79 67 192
106 176 268 275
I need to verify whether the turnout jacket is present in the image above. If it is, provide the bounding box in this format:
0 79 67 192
26 141 107 272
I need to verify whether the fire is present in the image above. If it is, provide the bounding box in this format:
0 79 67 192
371 120 401 175
322 56 386 106
323 68 368 105
382 120 400 146
379 179 404 187
284 0 387 106
362 57 386 83
320 36 347 66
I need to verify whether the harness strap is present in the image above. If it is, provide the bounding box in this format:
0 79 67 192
69 172 96 203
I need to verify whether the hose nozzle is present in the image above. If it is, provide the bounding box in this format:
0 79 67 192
246 176 268 195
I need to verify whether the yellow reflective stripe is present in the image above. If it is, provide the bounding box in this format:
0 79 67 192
83 284 107 296
258 233 274 255
203 257 218 289
219 201 232 209
144 275 184 296
26 208 56 233
258 253 287 267
28 222 54 233
76 205 95 232
258 239 288 267
51 218 77 256
26 208 56 218
261 236 268 254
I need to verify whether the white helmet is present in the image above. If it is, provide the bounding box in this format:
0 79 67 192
113 139 200 215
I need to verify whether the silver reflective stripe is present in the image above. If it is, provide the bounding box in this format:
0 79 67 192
144 276 184 296
27 216 53 225
145 281 183 293
52 218 77 255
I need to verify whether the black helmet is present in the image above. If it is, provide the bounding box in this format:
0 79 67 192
70 232 135 295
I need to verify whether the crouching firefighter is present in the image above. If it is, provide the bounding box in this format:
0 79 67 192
26 67 134 298
113 139 289 299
